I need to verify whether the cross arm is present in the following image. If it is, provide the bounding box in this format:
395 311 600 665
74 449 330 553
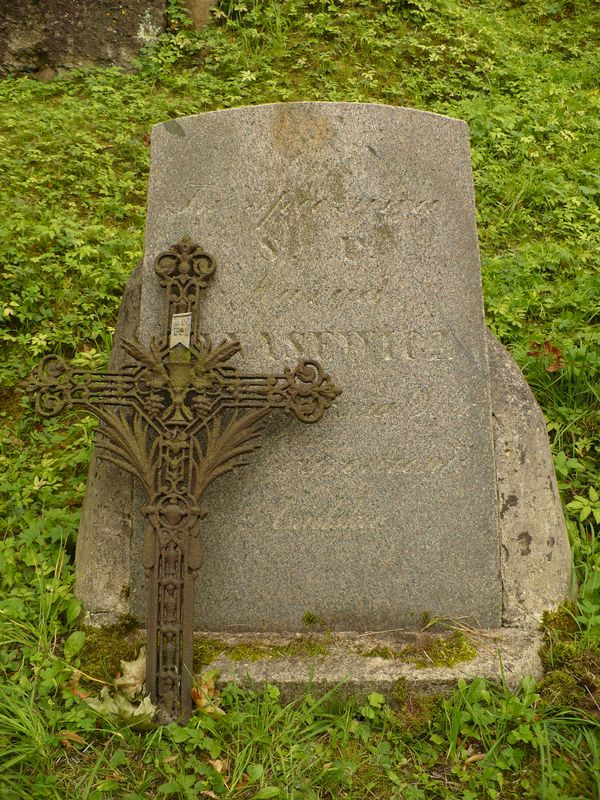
24 355 142 418
219 359 342 423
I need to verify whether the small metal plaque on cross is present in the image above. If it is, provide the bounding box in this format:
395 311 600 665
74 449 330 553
25 237 341 724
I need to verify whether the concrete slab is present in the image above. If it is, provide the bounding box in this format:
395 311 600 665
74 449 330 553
195 628 544 701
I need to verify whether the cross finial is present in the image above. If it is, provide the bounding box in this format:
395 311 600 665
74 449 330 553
155 236 216 343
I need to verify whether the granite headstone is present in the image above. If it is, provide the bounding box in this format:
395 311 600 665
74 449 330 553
76 102 571 632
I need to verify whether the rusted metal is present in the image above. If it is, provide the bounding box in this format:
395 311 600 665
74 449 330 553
25 237 341 724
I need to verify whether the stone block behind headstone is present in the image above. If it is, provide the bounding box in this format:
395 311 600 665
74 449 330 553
75 103 571 632
0 0 164 74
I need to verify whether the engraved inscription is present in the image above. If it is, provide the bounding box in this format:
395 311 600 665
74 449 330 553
214 329 445 365
247 181 440 259
250 445 475 474
271 277 394 308
261 514 394 532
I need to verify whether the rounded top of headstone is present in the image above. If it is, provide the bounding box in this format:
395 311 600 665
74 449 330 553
153 101 470 139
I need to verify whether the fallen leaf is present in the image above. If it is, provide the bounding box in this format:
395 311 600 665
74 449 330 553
543 340 562 357
528 339 565 370
464 753 486 765
200 792 218 799
85 686 156 730
208 758 227 773
70 669 82 687
59 730 86 748
73 687 93 699
70 674 93 700
114 647 146 700
191 670 225 716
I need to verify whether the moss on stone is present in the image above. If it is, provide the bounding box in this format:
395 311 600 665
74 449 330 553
540 601 581 669
193 637 229 669
413 630 478 667
537 602 600 712
538 669 586 707
302 611 327 630
362 645 400 659
193 636 329 671
541 638 582 670
78 616 140 683
360 630 477 668
392 676 408 706
542 602 579 635
538 646 600 715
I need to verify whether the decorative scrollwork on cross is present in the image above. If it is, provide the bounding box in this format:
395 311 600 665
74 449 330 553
25 236 341 725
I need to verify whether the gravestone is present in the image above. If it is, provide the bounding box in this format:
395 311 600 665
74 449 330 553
76 102 571 637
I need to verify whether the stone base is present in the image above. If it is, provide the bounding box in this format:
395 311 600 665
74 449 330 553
196 628 543 701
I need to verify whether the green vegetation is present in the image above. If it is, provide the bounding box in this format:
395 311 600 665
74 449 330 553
0 0 598 797
302 611 328 630
78 618 142 684
193 636 330 670
361 630 478 667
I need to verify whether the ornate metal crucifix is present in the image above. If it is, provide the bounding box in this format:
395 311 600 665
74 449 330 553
26 237 341 724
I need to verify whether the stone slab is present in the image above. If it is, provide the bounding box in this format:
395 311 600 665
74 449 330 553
198 629 544 701
488 332 574 625
182 1 216 29
75 103 571 633
140 102 501 630
132 103 502 631
75 262 143 624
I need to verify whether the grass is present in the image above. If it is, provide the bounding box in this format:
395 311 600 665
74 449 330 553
0 0 599 796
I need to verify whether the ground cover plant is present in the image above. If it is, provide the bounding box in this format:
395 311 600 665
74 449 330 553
0 0 598 797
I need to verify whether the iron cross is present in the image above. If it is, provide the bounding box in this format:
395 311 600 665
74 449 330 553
26 237 341 724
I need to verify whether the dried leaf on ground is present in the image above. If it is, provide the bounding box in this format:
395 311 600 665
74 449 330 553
464 753 486 765
85 686 156 730
191 670 225 716
114 647 146 700
59 730 86 748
